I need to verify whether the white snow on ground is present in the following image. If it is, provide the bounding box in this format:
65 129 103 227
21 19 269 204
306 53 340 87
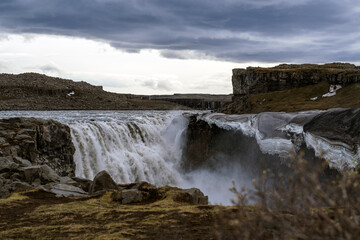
310 84 342 100
67 91 75 96
322 85 342 97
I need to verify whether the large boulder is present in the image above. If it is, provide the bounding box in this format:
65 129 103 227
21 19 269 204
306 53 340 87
20 165 60 185
0 156 19 173
46 183 88 198
120 189 146 204
89 170 119 194
174 188 208 205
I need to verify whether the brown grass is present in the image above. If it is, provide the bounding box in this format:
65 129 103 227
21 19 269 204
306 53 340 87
248 82 360 113
215 154 360 239
0 186 216 240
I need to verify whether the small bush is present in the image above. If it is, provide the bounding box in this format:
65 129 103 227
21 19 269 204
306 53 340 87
215 155 360 240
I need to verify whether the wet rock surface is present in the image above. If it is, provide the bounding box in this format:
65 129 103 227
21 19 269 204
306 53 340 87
0 117 209 204
304 108 360 150
184 109 360 174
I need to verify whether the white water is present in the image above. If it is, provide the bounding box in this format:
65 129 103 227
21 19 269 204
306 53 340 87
1 109 359 204
200 111 359 171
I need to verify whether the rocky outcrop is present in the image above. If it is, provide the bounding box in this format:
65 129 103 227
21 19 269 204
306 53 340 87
230 63 360 112
0 117 75 176
0 117 76 198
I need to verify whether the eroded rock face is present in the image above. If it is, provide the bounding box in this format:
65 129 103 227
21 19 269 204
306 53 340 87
0 118 75 177
231 63 360 112
0 117 75 198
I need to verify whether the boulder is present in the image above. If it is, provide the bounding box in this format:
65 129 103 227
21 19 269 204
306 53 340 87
175 188 208 205
46 183 88 198
0 177 12 198
11 181 32 192
89 170 119 194
121 189 146 204
72 177 93 192
111 189 148 204
20 165 60 184
0 157 19 173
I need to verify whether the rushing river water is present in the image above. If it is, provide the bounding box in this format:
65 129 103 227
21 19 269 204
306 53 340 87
1 110 359 205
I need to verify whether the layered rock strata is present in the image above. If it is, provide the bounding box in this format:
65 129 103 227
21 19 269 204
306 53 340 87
231 63 360 112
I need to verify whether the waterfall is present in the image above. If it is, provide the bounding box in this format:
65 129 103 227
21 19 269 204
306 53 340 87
1 109 358 205
68 111 189 186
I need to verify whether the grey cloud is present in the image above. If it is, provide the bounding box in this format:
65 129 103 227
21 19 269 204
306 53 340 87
39 65 62 75
142 80 173 91
0 0 359 63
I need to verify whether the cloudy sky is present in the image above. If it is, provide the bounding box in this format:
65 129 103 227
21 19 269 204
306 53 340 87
0 0 359 94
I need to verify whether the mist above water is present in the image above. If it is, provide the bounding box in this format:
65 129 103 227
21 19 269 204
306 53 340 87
1 110 358 205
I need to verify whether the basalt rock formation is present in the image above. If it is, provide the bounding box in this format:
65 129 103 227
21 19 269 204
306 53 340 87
227 63 360 113
0 118 75 177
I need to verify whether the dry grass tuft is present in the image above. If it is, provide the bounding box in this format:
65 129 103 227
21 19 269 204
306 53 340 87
215 155 360 239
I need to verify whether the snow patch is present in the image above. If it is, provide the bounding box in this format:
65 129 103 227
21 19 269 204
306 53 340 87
67 91 75 97
322 85 342 98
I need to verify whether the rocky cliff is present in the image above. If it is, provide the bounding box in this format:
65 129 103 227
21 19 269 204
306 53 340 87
227 63 360 113
183 108 360 175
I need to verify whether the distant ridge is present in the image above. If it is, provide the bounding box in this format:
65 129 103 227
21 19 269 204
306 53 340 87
0 73 185 110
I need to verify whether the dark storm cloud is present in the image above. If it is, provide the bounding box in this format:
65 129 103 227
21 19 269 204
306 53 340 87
0 0 359 63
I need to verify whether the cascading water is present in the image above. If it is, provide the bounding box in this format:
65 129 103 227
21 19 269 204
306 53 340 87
69 112 188 186
1 108 358 205
0 110 191 187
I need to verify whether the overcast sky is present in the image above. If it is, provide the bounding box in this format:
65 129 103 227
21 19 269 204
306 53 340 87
0 0 359 94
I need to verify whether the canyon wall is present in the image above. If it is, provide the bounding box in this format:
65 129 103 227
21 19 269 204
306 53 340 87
230 63 360 112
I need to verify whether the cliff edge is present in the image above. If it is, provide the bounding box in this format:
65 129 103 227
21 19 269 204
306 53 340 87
225 63 360 113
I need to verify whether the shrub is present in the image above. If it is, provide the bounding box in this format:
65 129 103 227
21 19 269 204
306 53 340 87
215 155 360 240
